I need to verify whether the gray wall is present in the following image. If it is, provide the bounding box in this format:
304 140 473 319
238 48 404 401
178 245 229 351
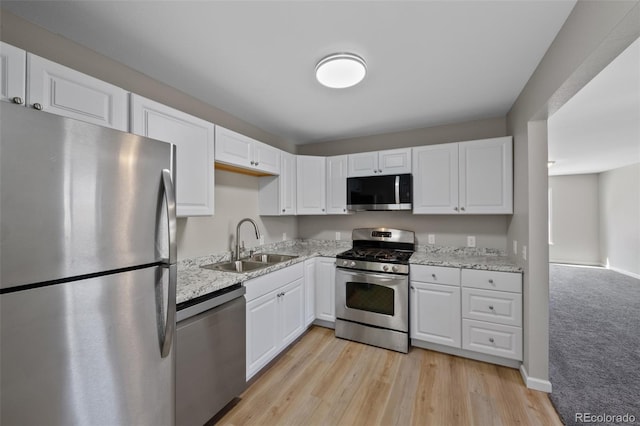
507 0 639 387
548 174 600 265
599 163 640 277
0 10 298 260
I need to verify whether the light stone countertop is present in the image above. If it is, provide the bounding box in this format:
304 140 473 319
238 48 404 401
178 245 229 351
177 240 351 305
177 240 522 305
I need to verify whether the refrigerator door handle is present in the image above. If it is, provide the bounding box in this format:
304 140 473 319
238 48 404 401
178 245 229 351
162 168 177 265
161 264 177 358
161 167 177 358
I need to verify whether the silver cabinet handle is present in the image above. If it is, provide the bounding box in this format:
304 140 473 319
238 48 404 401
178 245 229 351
431 273 436 279
322 208 325 212
378 169 382 173
343 208 346 212
488 279 494 284
410 286 415 290
489 337 495 343
454 207 459 211
32 103 43 110
489 305 494 310
250 161 255 165
255 162 259 166
373 170 377 173
460 207 466 211
282 209 285 213
12 96 23 105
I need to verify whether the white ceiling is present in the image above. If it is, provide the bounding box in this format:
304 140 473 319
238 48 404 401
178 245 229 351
2 1 577 145
548 37 640 176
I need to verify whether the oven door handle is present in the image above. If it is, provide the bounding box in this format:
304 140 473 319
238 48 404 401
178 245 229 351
337 268 407 282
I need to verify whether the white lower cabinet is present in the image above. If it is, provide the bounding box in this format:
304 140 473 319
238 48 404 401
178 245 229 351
245 263 305 380
410 265 523 363
314 257 336 323
410 265 461 348
303 259 316 326
461 269 523 361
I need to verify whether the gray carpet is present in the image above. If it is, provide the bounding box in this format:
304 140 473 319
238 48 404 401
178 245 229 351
549 264 640 425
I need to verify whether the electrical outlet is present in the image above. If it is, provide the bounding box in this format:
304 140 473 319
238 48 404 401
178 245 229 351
428 234 435 244
467 236 476 248
259 236 265 245
282 232 287 241
523 245 527 260
335 231 341 241
513 240 518 255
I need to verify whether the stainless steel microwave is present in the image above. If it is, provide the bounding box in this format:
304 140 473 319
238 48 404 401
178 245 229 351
347 173 412 211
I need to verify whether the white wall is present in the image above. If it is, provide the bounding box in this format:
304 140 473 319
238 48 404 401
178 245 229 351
599 163 640 277
548 174 600 265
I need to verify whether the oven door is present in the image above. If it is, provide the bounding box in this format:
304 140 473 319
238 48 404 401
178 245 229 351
335 268 409 332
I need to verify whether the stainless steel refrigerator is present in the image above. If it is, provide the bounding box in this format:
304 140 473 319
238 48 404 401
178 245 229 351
0 103 177 425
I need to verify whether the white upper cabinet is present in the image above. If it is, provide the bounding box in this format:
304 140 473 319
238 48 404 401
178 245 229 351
412 143 459 214
0 42 26 105
459 137 513 214
259 151 296 216
296 155 326 215
27 53 128 131
130 94 215 217
413 137 513 214
347 148 411 177
326 155 348 215
215 126 280 175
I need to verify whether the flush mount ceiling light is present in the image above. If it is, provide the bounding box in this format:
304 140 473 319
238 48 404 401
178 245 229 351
315 53 367 89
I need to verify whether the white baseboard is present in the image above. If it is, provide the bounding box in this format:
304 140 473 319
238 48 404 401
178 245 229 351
549 260 604 267
609 266 640 280
519 364 552 393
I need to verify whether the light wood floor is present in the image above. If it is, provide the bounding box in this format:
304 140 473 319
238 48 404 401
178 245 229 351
218 326 561 426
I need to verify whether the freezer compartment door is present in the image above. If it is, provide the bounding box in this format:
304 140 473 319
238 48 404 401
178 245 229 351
0 266 175 426
0 103 173 289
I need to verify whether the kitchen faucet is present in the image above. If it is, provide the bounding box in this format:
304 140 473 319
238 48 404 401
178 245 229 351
235 218 261 261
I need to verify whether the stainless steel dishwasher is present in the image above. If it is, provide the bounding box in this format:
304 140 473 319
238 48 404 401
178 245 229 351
176 284 246 426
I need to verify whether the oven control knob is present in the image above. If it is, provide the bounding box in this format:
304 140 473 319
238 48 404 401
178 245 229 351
382 265 389 271
342 260 348 266
349 261 356 267
392 265 399 273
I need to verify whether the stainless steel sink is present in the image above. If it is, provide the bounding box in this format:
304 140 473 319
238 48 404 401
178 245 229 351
201 260 268 273
249 253 298 263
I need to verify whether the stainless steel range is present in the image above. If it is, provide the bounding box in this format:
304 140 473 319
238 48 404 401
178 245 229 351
335 228 415 353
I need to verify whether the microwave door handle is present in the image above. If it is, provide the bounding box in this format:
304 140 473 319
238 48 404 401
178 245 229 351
395 175 400 205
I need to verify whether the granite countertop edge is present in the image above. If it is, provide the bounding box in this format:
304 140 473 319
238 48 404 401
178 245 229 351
177 240 523 305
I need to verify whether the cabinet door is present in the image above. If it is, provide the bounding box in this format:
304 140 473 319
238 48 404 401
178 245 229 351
347 151 378 177
378 148 411 175
253 141 281 175
27 54 128 131
215 126 253 169
315 257 336 323
326 155 348 214
0 42 26 105
280 151 297 215
410 281 461 348
459 137 513 214
296 156 326 215
246 292 279 380
130 94 215 216
278 277 305 348
412 143 459 214
304 259 316 326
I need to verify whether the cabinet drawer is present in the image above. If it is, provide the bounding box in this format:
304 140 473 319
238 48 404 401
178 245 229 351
410 265 460 286
245 262 304 302
462 288 521 327
461 269 521 293
462 319 522 360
